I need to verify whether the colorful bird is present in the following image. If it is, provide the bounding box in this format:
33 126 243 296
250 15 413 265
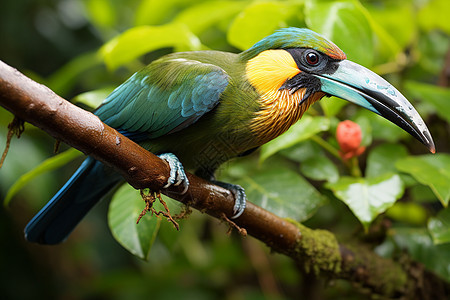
25 28 435 244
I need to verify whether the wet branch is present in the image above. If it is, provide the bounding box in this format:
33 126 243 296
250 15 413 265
0 60 447 299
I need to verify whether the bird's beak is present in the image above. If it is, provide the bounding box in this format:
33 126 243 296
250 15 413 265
316 60 435 153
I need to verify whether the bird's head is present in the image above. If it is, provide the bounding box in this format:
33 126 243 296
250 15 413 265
241 28 435 153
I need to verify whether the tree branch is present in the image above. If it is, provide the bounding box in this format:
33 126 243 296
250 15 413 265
0 60 447 299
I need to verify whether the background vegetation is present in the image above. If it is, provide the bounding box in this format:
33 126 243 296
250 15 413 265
1 0 449 299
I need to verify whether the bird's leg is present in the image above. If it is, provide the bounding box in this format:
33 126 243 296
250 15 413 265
158 153 189 194
212 181 247 219
195 168 247 219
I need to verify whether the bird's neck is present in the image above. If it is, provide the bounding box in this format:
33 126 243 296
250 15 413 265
249 89 324 145
245 49 324 145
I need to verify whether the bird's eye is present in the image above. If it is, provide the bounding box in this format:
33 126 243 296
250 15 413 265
305 51 320 66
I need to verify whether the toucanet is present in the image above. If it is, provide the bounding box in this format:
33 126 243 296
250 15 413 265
25 28 435 244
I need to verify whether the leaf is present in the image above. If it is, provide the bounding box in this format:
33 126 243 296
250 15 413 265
353 109 408 143
72 87 116 109
173 1 245 35
396 154 450 207
305 0 374 67
352 114 372 147
428 207 450 245
404 81 450 124
320 96 348 117
235 162 326 222
227 1 297 50
300 155 339 183
100 23 201 70
366 143 408 178
84 0 117 29
416 31 450 75
259 116 330 163
385 202 428 226
46 52 101 96
108 184 161 260
135 0 188 26
365 0 415 54
327 174 404 230
418 0 450 34
353 0 402 63
3 148 83 207
280 140 324 163
389 227 450 281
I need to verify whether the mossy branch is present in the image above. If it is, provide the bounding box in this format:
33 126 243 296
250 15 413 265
0 60 447 299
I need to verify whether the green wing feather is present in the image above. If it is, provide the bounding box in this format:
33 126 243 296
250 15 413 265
95 57 230 139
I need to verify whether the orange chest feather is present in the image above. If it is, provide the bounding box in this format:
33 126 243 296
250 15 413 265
245 49 322 144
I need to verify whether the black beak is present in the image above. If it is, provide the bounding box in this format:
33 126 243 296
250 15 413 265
315 60 435 153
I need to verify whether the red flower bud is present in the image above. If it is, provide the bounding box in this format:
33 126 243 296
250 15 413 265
336 120 365 160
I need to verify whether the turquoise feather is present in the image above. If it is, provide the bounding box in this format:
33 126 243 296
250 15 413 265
96 56 230 139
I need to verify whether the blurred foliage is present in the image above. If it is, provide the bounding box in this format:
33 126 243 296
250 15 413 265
1 0 450 299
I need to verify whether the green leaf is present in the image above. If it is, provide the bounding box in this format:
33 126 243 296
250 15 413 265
84 0 117 29
100 23 201 70
389 227 450 281
108 184 161 260
173 1 245 35
305 0 374 67
235 162 326 222
228 1 296 50
320 96 348 117
72 87 116 109
300 155 339 183
280 140 324 163
416 31 450 76
260 116 330 163
404 81 450 124
46 52 101 96
365 0 415 54
396 154 450 207
354 0 402 63
385 202 428 226
135 0 188 26
3 149 83 207
418 0 450 34
353 114 372 147
353 109 408 143
366 143 408 178
428 207 450 245
327 173 404 230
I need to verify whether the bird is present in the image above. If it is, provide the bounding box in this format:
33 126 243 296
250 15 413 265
24 27 435 244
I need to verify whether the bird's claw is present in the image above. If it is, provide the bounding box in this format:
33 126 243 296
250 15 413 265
213 181 247 219
158 153 189 194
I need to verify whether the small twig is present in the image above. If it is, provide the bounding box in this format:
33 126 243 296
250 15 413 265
136 189 157 224
137 189 179 230
173 204 192 220
221 213 247 236
0 116 25 168
155 193 179 230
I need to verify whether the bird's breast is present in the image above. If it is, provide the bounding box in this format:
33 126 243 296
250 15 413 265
249 89 308 145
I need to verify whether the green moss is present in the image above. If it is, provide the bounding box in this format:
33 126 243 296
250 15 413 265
284 220 408 297
341 243 408 296
287 219 341 275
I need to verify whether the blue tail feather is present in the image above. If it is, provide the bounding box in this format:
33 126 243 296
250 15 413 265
24 157 122 244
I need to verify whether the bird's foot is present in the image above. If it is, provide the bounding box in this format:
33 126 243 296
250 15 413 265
158 153 189 194
212 181 247 219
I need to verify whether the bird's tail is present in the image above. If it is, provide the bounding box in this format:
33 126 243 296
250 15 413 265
24 157 122 244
